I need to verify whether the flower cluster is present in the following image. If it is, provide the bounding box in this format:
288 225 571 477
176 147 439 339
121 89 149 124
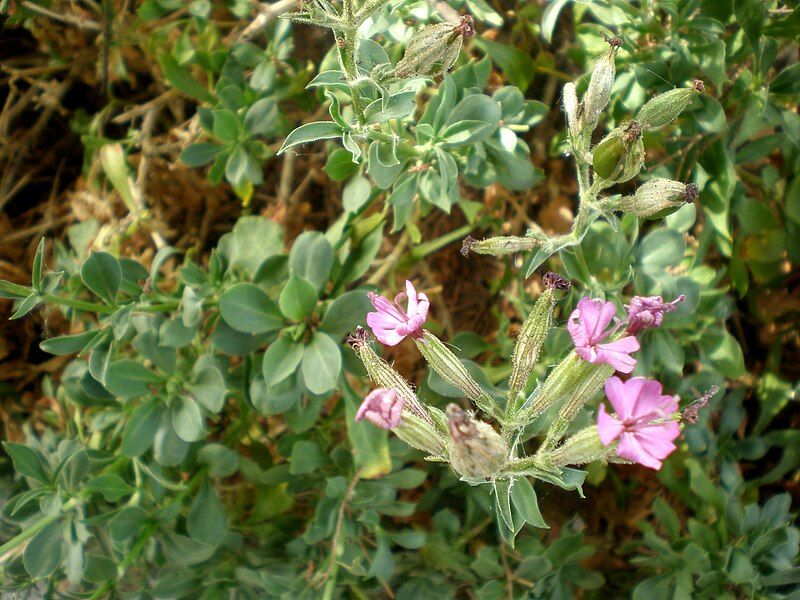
353 278 692 474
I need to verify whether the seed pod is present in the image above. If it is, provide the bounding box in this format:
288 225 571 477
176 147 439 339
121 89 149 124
636 80 705 131
581 40 620 132
394 16 474 79
461 235 540 257
446 404 508 479
507 273 571 406
593 120 643 183
617 178 699 218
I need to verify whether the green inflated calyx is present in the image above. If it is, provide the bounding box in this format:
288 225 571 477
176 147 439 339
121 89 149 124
507 272 571 414
593 120 644 184
636 79 705 131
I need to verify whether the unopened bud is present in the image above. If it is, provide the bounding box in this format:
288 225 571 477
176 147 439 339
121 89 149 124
446 404 507 479
350 329 433 424
593 120 644 184
394 16 474 79
581 41 619 132
617 178 698 218
460 235 540 257
508 273 570 407
636 80 704 131
563 82 580 139
551 426 614 467
415 331 495 416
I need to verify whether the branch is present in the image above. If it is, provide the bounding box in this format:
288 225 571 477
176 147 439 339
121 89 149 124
235 0 295 42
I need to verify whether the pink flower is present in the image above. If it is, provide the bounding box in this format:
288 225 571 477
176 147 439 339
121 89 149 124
597 376 680 470
366 280 429 346
568 297 640 373
355 388 404 429
625 295 685 335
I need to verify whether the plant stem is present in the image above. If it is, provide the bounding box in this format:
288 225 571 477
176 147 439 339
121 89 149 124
41 293 114 314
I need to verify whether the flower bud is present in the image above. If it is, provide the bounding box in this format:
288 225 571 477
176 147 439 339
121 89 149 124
625 294 685 334
636 80 704 131
355 388 404 429
414 331 495 416
460 235 540 257
617 179 698 219
551 426 614 467
349 327 432 424
593 120 644 184
446 404 507 479
394 16 474 79
581 40 620 132
508 273 570 407
563 82 580 139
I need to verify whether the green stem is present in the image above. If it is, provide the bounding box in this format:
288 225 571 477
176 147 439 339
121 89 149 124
409 224 473 260
0 497 79 557
42 293 114 314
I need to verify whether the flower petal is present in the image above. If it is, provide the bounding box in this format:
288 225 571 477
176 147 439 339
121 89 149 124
404 280 418 315
635 423 679 460
368 292 405 322
597 403 624 445
604 376 640 420
617 431 663 469
596 336 640 373
366 312 406 346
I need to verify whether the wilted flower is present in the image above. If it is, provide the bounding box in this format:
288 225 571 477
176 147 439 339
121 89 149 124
367 280 429 346
568 297 640 373
597 376 680 470
625 295 685 335
355 388 404 429
446 404 507 479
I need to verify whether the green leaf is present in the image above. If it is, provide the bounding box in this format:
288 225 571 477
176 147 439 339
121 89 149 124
110 506 149 542
197 444 239 479
364 91 417 125
24 519 64 579
441 95 501 146
382 469 427 489
10 294 39 320
262 337 304 386
770 64 800 95
31 238 45 290
171 396 205 442
510 477 548 528
224 216 284 274
475 39 536 90
324 148 358 181
277 121 343 154
541 0 571 43
40 331 99 356
180 142 223 167
244 97 278 136
81 252 122 304
213 109 240 142
734 0 764 51
185 365 226 413
289 440 326 474
0 279 33 299
319 289 373 339
161 531 216 566
218 282 283 334
121 400 166 457
158 53 214 103
288 231 334 291
84 474 133 502
3 442 49 484
105 360 163 398
279 276 318 321
83 554 117 583
701 330 746 378
301 332 341 395
187 479 228 546
343 174 373 213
